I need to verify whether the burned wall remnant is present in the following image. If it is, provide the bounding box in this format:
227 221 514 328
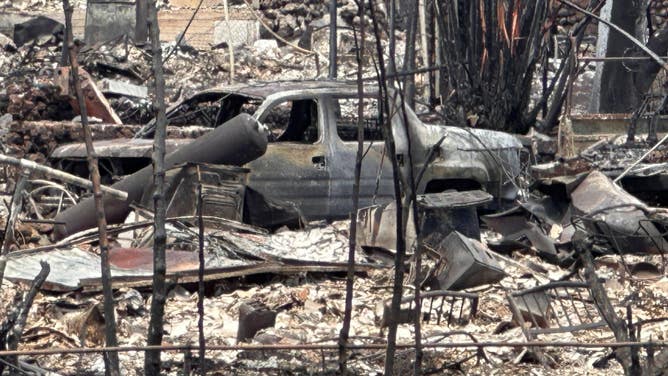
84 0 137 45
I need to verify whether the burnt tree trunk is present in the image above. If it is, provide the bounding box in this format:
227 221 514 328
144 0 168 373
596 0 648 113
436 0 551 133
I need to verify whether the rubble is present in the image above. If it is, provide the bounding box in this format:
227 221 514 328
3 1 668 375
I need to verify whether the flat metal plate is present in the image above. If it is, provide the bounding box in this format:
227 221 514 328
417 189 493 209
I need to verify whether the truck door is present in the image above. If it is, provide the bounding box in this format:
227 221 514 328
246 97 332 220
323 95 398 218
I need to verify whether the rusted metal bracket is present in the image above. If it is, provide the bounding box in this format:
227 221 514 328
56 67 122 125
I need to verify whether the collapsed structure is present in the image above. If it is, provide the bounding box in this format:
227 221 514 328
3 0 668 375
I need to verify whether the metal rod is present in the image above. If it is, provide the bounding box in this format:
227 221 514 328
4 341 668 357
0 154 127 200
578 56 668 62
559 0 668 71
197 183 206 375
613 133 668 183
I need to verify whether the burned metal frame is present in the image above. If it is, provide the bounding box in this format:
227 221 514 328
507 281 607 338
382 290 479 328
571 214 668 279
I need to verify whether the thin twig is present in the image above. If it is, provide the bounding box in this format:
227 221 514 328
197 183 206 375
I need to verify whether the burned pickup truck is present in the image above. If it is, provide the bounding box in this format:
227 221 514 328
50 80 522 235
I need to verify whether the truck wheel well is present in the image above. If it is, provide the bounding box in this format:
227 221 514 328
424 179 481 193
54 157 151 186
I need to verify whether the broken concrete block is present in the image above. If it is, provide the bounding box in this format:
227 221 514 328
0 32 15 52
434 231 506 290
100 79 148 99
214 20 260 48
236 301 277 343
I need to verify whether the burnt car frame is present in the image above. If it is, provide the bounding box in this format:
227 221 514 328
50 80 523 220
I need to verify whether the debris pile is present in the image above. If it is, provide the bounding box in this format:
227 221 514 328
4 1 668 375
258 0 328 39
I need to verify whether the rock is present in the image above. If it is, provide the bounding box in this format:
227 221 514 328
253 38 279 54
0 32 16 52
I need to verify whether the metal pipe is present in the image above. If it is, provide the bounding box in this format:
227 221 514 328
3 341 668 357
613 133 668 183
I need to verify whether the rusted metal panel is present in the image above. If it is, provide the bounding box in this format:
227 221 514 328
53 113 268 239
143 162 249 224
570 171 668 254
108 247 201 271
56 67 122 124
84 0 137 45
432 231 506 291
507 281 607 336
2 248 145 291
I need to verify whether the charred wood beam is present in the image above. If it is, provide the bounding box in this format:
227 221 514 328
328 0 337 78
368 0 409 373
135 0 148 45
196 184 206 375
403 5 418 109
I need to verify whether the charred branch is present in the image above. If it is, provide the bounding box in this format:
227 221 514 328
144 0 169 373
0 177 27 286
337 0 365 372
0 154 127 200
0 261 49 374
61 1 121 374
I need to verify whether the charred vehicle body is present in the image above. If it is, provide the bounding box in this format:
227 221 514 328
50 80 522 225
